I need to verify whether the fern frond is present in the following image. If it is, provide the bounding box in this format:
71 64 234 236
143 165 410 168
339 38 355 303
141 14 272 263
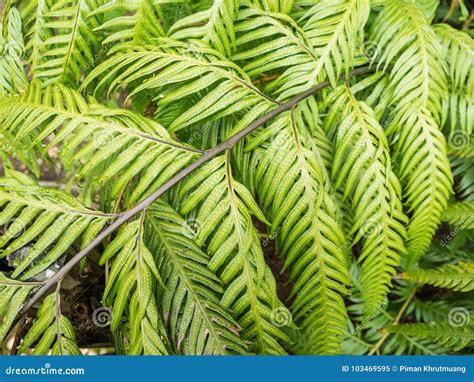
384 320 474 352
81 38 276 133
326 85 407 316
371 2 453 260
145 200 247 355
90 0 166 54
266 0 370 99
410 0 440 21
175 155 290 355
0 7 27 95
23 0 104 86
100 219 170 355
233 5 316 77
401 262 474 292
434 23 474 136
451 156 474 200
392 109 453 260
17 293 81 355
169 0 240 57
0 169 112 280
0 81 197 204
249 0 294 14
0 274 36 342
371 0 447 122
249 100 350 354
442 201 474 229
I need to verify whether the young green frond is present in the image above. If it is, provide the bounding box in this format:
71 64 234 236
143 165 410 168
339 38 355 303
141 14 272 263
401 262 474 292
0 169 112 281
249 100 350 354
169 0 240 57
100 219 170 355
146 200 248 355
391 109 453 261
434 23 474 136
81 38 276 133
174 155 290 355
326 86 407 316
371 1 453 260
384 320 474 352
90 0 167 54
17 293 81 355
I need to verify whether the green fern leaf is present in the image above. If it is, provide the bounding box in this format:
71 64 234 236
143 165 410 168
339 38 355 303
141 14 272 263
0 81 198 203
248 99 350 354
326 85 408 316
372 1 452 261
0 7 27 95
265 0 370 99
17 293 81 355
434 24 473 137
174 155 290 355
81 38 276 133
401 262 474 292
384 320 474 352
0 274 36 342
22 0 104 86
90 0 167 54
100 219 170 355
0 168 112 280
442 201 474 229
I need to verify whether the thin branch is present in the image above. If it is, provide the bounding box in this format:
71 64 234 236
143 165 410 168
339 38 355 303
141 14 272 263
11 65 376 332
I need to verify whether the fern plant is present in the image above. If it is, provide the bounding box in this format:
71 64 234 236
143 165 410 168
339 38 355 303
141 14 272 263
0 0 473 356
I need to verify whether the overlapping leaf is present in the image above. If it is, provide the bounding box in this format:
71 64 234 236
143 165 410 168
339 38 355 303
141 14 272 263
146 200 247 355
0 168 112 281
174 155 290 354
